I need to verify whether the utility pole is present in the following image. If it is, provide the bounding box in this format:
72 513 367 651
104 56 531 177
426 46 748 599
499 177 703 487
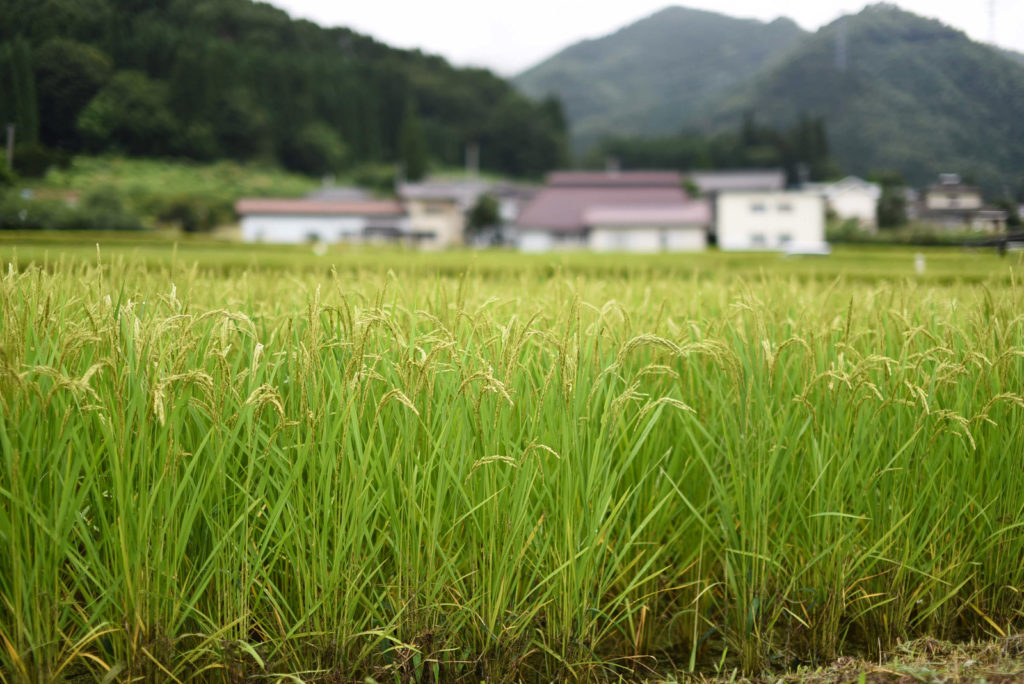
989 0 997 44
5 124 13 171
465 142 480 178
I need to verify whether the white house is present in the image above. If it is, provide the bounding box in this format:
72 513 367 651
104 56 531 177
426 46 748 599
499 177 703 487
235 198 411 244
585 204 710 252
806 176 881 229
716 191 826 252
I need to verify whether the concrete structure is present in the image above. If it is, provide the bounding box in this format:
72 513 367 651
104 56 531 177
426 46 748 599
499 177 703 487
235 198 411 244
806 176 881 229
515 171 710 251
716 191 826 252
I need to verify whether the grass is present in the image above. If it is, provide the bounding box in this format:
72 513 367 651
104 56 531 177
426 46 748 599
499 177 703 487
34 156 318 206
0 242 1022 683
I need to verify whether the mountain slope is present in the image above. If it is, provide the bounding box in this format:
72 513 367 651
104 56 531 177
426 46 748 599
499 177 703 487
701 5 1024 189
0 0 567 178
514 6 805 150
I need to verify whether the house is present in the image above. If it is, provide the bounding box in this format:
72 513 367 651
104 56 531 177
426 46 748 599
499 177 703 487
397 179 491 249
235 198 413 244
805 176 881 229
716 191 826 252
515 171 710 252
585 204 711 252
918 174 1007 233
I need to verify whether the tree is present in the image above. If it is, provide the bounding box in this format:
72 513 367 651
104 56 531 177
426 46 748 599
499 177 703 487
398 97 428 181
874 171 908 229
466 193 500 236
0 39 39 145
211 87 272 161
279 122 348 176
35 38 111 149
77 71 178 155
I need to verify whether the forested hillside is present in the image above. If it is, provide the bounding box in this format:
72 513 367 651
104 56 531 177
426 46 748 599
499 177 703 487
701 5 1024 190
515 7 805 151
0 0 568 179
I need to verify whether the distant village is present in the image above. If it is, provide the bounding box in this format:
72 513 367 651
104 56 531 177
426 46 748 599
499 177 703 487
236 164 1014 254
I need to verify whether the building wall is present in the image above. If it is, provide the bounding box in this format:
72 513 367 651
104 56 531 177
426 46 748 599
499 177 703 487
241 215 367 243
829 191 878 228
406 199 465 249
717 192 825 251
517 230 586 252
590 226 707 252
925 189 982 211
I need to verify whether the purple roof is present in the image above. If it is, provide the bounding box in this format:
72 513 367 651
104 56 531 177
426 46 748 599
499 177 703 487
518 171 690 232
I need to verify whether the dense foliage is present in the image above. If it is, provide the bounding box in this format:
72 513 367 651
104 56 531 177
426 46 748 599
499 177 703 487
515 6 805 151
590 113 840 185
518 4 1024 194
702 6 1024 192
1 245 1023 682
0 0 568 178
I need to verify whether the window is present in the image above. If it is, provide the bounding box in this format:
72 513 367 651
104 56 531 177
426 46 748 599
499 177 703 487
751 233 767 247
750 202 766 213
778 234 793 246
778 203 793 213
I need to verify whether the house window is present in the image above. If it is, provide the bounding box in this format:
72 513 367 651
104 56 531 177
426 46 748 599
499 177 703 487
423 202 447 215
750 203 766 213
778 203 793 213
751 233 767 247
778 233 793 246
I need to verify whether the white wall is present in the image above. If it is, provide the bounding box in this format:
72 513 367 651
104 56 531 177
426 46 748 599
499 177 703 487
717 192 825 251
590 226 706 252
241 215 366 244
925 189 982 211
517 230 586 252
830 192 878 228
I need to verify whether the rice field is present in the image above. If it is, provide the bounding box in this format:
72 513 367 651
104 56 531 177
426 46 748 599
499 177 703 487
1 243 1023 683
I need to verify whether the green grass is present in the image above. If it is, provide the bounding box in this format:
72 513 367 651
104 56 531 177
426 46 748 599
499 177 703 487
35 156 318 204
1 243 1022 683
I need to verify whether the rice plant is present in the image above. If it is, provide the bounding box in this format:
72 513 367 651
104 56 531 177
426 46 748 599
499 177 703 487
0 249 1022 682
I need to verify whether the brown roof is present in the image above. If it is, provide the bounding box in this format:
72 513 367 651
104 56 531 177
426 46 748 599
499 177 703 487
547 171 683 187
518 186 691 233
235 198 404 216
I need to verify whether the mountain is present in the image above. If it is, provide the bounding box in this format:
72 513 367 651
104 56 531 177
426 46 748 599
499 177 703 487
999 47 1024 67
514 7 805 150
0 0 567 179
703 5 1024 189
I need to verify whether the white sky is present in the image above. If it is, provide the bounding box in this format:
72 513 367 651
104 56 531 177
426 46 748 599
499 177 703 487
268 0 1024 75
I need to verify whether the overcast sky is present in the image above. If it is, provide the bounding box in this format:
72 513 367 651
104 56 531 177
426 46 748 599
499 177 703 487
268 0 1024 75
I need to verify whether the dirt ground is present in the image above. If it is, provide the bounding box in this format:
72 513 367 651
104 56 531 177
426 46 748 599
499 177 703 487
666 636 1024 684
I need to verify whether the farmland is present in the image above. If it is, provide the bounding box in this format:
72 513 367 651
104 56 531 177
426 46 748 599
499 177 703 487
1 241 1023 683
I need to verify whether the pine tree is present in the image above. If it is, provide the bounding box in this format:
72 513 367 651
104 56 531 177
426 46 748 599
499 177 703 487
398 97 427 181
